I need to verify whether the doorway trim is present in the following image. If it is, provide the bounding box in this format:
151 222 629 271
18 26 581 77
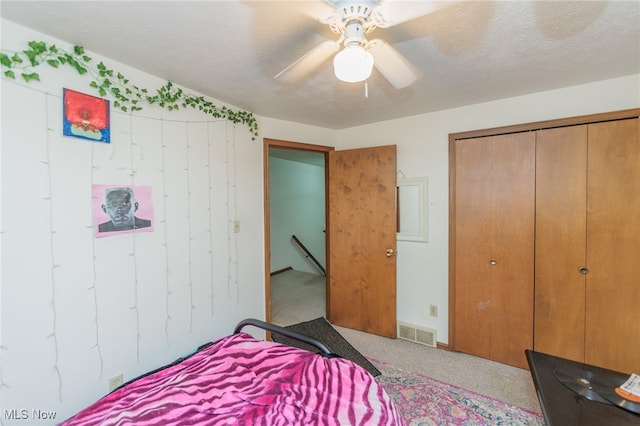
263 138 335 324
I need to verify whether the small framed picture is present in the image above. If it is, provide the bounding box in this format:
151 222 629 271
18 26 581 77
93 185 154 238
63 88 110 142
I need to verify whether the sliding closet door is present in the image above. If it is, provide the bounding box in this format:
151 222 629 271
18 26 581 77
534 125 588 363
585 118 640 374
453 132 535 369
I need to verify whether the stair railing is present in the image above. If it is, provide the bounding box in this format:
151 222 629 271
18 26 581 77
291 234 326 276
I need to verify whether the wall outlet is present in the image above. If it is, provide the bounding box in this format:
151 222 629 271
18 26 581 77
108 373 123 392
429 304 438 318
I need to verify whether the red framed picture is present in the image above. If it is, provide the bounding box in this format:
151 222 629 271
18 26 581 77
63 88 110 142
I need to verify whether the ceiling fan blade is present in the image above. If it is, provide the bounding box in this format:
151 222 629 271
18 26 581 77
290 1 340 25
373 0 457 27
368 39 418 89
274 40 341 83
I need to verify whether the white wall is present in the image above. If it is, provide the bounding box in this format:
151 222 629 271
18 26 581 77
269 156 326 274
0 20 334 424
259 118 337 147
336 73 640 345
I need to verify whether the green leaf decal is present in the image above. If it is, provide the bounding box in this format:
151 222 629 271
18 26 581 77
1 41 259 139
22 72 40 82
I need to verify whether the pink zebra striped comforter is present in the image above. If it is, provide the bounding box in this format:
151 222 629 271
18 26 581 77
60 333 404 425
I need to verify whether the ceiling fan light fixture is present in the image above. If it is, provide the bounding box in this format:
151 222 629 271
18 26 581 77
333 44 373 83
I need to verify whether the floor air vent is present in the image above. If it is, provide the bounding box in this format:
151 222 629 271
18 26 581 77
398 321 437 348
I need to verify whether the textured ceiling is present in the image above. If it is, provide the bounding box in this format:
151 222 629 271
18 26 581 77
1 1 638 129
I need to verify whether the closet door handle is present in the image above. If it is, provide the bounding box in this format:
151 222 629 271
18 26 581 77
489 259 497 265
579 266 589 275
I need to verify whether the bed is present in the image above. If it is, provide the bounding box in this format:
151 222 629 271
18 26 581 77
60 318 404 425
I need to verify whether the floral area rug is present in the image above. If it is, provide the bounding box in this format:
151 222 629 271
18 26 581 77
373 359 545 426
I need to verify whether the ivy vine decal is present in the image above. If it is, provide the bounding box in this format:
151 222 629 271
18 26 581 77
1 41 259 139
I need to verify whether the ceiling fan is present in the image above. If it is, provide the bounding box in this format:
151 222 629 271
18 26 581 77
274 0 453 89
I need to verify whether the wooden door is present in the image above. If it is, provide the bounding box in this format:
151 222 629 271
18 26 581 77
534 125 588 362
453 133 535 369
585 118 640 374
327 145 397 338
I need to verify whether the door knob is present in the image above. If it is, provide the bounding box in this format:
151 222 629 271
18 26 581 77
489 259 497 265
579 266 589 275
386 248 395 257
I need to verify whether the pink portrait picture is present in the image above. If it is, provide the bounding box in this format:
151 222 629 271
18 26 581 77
93 184 154 238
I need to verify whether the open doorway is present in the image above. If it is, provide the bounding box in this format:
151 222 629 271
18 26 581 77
264 139 334 326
